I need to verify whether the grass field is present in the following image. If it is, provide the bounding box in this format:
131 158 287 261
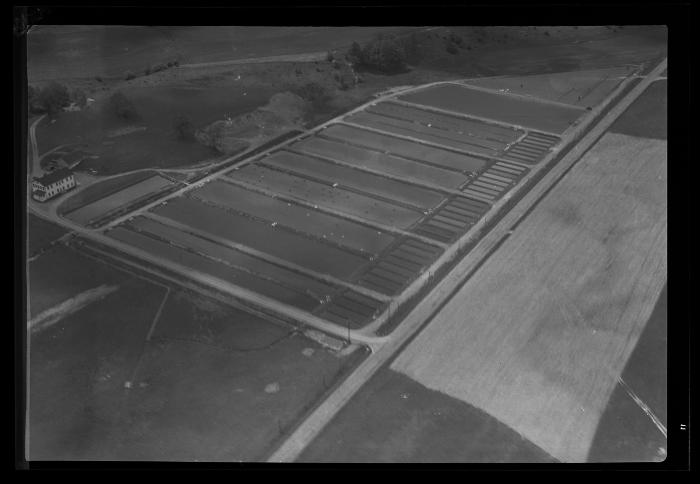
227 165 427 228
463 66 633 108
299 369 554 463
28 244 129 318
191 181 396 255
27 26 414 81
27 214 68 256
35 85 262 175
321 124 488 173
392 132 667 462
28 275 366 460
399 84 585 134
291 137 470 189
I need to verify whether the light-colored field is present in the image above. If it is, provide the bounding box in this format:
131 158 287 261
463 67 634 107
392 132 667 462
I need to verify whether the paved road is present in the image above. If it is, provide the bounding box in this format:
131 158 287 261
266 57 667 462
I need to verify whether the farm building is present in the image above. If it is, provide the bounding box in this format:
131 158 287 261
32 168 76 202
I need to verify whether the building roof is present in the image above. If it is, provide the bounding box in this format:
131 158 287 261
33 168 73 187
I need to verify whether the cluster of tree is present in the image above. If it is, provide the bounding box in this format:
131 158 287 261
107 91 140 121
125 59 180 81
347 34 408 74
28 82 88 117
292 82 331 111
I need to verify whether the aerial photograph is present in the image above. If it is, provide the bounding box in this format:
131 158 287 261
22 21 670 464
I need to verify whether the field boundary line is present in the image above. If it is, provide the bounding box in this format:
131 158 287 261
145 286 170 342
142 212 392 303
618 377 667 439
218 176 448 249
266 57 666 463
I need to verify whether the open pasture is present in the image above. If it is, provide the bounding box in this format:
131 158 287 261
226 165 427 228
29 276 366 460
399 83 585 134
321 124 488 173
366 101 523 145
344 111 506 157
261 151 446 209
392 132 667 463
64 175 174 226
291 137 469 189
152 196 369 280
462 66 633 108
192 181 396 255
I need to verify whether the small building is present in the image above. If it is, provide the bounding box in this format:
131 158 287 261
31 168 76 202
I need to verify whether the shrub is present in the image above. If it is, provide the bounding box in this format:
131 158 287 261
446 42 459 55
95 76 103 82
125 71 137 80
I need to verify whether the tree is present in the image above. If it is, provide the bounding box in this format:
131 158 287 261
36 81 70 116
293 82 330 111
108 91 140 121
173 115 194 141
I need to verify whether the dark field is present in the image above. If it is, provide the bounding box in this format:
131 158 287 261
191 181 396 255
400 84 585 134
27 214 68 256
152 196 370 280
299 369 554 463
610 80 667 140
588 285 667 462
28 279 366 461
261 151 446 209
227 165 427 228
